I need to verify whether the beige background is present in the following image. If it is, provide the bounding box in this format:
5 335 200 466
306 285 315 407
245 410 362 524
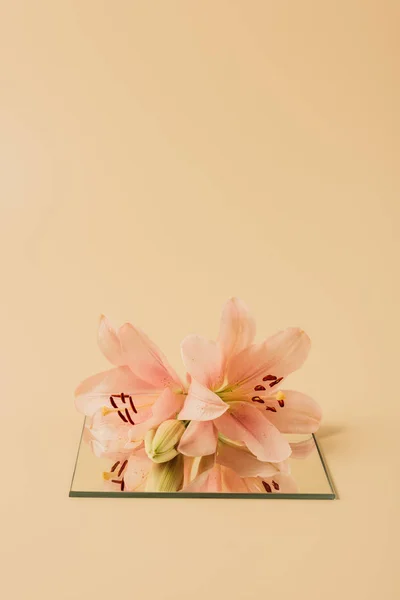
1 2 399 599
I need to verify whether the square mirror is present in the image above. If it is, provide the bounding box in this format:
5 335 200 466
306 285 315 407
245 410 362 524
70 420 335 499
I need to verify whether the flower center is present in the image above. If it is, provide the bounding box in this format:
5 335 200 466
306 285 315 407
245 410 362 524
103 459 128 491
102 392 138 425
262 480 280 493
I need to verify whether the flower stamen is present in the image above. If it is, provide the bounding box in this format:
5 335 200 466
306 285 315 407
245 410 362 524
262 481 272 493
269 377 283 388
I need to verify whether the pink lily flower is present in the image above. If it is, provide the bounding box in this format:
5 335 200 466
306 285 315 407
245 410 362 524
182 437 316 493
75 315 185 457
102 447 193 493
182 460 298 494
177 298 322 463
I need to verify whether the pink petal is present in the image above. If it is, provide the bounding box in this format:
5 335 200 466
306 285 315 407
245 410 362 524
74 366 155 417
263 390 322 433
215 401 292 462
216 441 282 478
183 456 196 487
124 449 152 491
259 472 299 494
178 421 218 457
182 464 223 493
97 315 124 365
218 297 256 368
84 413 131 459
151 388 184 425
178 379 228 421
181 334 224 389
289 436 317 459
127 388 184 442
119 323 182 390
227 328 311 391
221 466 250 492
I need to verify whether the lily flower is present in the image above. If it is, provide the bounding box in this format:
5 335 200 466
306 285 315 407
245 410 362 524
182 437 317 494
75 315 185 457
178 298 321 463
182 459 297 494
102 447 187 492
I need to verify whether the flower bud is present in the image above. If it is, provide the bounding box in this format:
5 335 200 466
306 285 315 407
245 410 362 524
144 419 186 463
146 454 184 492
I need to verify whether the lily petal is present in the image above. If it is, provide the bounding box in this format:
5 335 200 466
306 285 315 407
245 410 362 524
127 388 184 443
263 390 322 434
124 449 152 491
181 334 224 389
119 323 182 390
178 420 218 457
218 297 256 368
257 472 299 494
227 328 311 391
178 379 228 421
74 366 155 417
83 412 132 459
221 466 251 492
98 315 124 365
215 401 292 462
182 463 223 493
289 436 317 459
216 441 283 478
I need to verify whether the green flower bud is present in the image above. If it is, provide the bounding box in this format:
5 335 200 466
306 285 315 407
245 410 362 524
144 419 186 463
146 454 184 492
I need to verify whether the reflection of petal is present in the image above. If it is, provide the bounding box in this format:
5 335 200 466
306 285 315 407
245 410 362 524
178 421 218 457
289 436 316 459
245 473 299 494
181 459 221 492
124 449 152 491
221 466 250 492
215 401 292 462
216 441 282 478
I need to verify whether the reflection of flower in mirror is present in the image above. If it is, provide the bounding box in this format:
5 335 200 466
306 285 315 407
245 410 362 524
75 298 322 493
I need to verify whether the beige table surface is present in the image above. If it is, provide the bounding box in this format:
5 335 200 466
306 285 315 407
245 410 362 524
1 2 399 599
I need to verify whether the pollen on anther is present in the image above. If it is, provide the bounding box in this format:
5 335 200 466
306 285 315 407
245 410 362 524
110 461 120 473
118 460 128 477
269 377 283 388
252 396 265 403
262 481 272 493
278 399 285 407
263 375 277 382
254 385 266 391
124 408 135 425
266 406 277 412
110 397 118 408
117 410 128 423
272 480 280 490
